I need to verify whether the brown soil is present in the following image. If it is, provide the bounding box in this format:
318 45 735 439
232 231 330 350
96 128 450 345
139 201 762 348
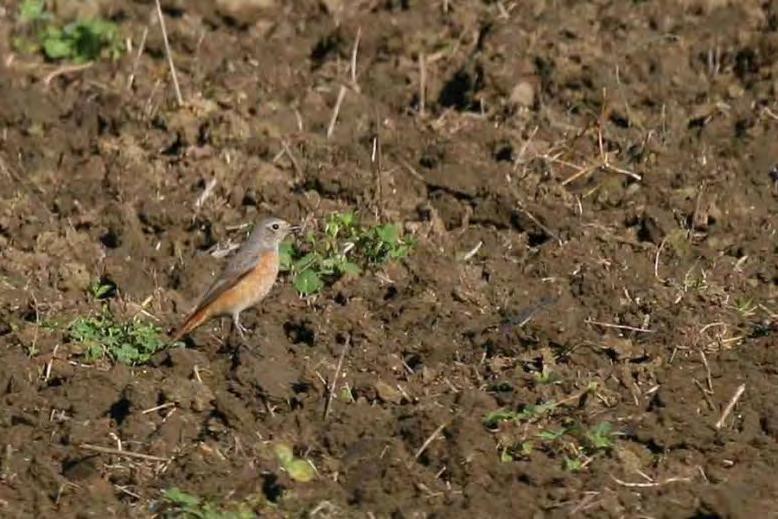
1 0 778 517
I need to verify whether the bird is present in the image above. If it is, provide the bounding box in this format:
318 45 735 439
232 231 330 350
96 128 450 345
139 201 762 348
171 217 297 342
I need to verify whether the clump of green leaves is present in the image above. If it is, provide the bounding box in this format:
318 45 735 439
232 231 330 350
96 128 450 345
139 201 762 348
483 401 557 428
495 419 618 471
582 421 616 452
13 0 123 63
280 212 414 296
484 383 617 471
160 488 259 519
68 311 167 365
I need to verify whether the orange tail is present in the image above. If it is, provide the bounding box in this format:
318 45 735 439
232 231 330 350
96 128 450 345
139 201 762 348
170 307 211 342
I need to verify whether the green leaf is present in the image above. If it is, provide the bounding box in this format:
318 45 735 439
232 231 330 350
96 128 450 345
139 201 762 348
274 443 294 464
42 32 72 60
19 0 47 23
293 270 323 295
163 487 202 507
564 456 584 472
586 422 614 450
293 252 319 271
339 261 361 275
278 242 294 271
483 409 519 428
286 459 315 482
538 429 567 441
274 443 315 482
375 224 399 244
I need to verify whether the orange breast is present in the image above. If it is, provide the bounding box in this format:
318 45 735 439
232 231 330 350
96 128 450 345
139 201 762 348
208 251 279 316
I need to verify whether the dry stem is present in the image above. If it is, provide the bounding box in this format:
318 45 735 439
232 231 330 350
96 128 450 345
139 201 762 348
154 0 183 106
715 384 745 429
323 335 351 420
80 443 170 462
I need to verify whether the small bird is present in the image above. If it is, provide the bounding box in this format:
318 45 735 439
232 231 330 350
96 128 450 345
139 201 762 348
171 217 297 342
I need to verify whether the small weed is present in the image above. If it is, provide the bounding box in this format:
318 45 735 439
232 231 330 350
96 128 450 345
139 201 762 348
534 368 562 385
500 441 534 462
583 421 616 452
732 297 758 319
160 488 259 519
563 455 585 472
89 278 116 300
68 311 167 365
537 428 568 441
280 212 414 296
483 401 557 428
485 386 616 472
14 0 124 63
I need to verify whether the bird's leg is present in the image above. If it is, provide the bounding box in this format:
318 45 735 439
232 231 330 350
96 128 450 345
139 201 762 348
232 313 247 340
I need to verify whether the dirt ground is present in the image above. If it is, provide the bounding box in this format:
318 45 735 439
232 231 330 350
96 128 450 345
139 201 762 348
1 0 778 517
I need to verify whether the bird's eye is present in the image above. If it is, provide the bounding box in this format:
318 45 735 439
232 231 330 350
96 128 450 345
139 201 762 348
271 223 280 231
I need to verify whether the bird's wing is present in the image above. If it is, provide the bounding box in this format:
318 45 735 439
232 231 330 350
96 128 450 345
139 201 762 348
189 247 259 315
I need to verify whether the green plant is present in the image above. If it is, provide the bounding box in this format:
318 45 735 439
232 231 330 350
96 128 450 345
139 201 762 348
483 401 557 428
280 212 414 296
160 488 258 519
563 455 585 472
583 421 616 452
89 279 116 300
534 368 561 385
274 443 316 482
68 311 167 365
14 0 124 62
732 297 758 319
537 428 568 441
500 441 534 462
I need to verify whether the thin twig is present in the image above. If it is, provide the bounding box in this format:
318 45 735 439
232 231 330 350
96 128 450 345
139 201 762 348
699 350 713 393
141 402 177 415
610 475 691 488
126 22 150 90
418 53 426 116
585 319 653 333
154 0 183 106
79 444 170 462
399 158 427 184
195 178 218 209
326 85 347 139
371 127 384 220
654 237 667 282
281 141 303 179
350 27 361 91
515 203 563 246
44 344 59 383
415 422 447 459
715 384 745 429
43 62 94 86
323 335 351 420
462 241 483 261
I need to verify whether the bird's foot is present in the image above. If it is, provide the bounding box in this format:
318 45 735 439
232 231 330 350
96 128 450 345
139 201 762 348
233 316 248 340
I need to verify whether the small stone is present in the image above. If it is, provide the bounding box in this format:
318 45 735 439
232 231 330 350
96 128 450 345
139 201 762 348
510 81 535 108
374 380 403 404
215 0 276 26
